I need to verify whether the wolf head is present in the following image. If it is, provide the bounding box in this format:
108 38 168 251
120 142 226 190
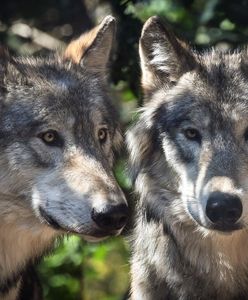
128 16 248 234
0 16 128 241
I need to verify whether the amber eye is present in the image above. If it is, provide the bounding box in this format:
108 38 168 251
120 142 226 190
184 128 201 142
43 132 55 143
38 130 63 147
98 128 108 144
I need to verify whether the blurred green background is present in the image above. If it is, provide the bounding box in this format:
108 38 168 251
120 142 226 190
1 0 248 299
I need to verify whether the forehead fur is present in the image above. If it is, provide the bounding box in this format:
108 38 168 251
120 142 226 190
1 55 118 132
195 49 248 98
139 48 248 137
150 48 248 108
7 55 98 88
182 50 248 123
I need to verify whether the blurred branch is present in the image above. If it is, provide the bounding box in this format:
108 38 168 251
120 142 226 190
9 22 65 51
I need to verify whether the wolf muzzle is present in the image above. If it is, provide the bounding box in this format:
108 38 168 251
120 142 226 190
37 192 128 237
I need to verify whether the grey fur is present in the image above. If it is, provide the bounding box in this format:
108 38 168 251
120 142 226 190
0 15 127 300
128 16 248 300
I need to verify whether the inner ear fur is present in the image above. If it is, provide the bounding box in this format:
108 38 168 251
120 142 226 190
64 15 116 72
139 16 196 98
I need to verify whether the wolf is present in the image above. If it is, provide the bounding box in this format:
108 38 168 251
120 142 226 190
0 15 128 300
127 16 248 300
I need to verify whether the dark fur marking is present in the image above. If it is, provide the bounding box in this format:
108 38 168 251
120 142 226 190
0 251 47 296
144 194 169 224
0 273 20 295
18 266 42 300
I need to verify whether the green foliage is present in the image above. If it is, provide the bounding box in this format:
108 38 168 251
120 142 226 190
123 0 248 46
125 0 188 23
115 159 132 190
39 236 129 300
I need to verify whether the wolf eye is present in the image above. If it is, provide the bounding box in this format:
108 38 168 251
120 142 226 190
38 130 63 147
43 132 55 143
184 128 201 142
98 128 108 144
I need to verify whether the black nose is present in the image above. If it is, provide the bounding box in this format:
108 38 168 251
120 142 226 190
92 203 128 231
206 192 242 225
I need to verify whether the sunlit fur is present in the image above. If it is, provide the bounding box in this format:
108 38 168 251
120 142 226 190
128 16 248 300
0 16 127 300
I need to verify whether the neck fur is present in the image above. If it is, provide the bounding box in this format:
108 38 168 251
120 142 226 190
0 194 56 297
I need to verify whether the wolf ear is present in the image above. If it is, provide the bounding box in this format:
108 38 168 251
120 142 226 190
64 15 116 72
139 16 195 98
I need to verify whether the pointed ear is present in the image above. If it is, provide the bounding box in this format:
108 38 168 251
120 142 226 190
139 16 195 97
64 15 116 72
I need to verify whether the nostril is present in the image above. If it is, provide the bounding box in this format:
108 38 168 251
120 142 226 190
92 203 128 231
206 192 242 225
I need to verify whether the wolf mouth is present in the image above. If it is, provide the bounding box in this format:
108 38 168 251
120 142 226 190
38 206 121 238
38 206 62 230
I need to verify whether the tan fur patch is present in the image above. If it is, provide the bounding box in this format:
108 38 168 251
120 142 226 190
0 195 57 299
2 282 20 300
63 15 115 71
64 25 100 64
